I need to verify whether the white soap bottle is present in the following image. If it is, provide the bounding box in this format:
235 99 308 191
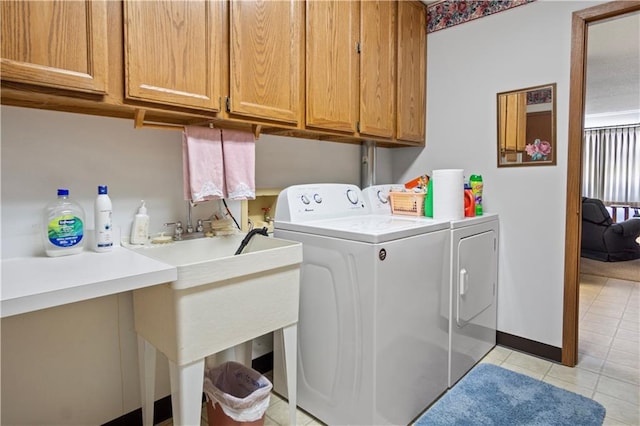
94 185 113 252
130 200 149 245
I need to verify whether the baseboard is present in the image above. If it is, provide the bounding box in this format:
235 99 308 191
497 331 562 363
102 353 275 426
102 394 173 426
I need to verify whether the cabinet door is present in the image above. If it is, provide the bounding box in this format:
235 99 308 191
123 0 223 111
229 0 303 125
306 1 359 133
499 92 527 152
396 1 426 143
1 0 108 94
360 1 396 138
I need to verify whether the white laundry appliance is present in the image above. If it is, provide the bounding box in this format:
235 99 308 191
273 183 450 426
448 214 498 386
362 184 499 388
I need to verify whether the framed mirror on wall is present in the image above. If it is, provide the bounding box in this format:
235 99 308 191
497 83 557 167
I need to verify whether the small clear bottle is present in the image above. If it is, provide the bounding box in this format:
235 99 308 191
94 185 113 252
43 189 86 257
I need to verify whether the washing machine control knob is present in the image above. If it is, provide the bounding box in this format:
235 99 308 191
346 189 359 205
313 194 322 203
301 194 311 205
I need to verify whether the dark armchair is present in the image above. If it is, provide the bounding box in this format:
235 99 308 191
581 197 640 262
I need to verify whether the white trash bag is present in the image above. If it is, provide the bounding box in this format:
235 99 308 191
203 361 273 422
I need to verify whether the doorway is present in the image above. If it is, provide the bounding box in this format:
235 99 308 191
562 1 640 366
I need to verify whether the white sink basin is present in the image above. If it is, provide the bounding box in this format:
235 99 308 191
130 233 302 365
129 234 302 290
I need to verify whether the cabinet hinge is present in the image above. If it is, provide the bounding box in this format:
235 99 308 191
356 41 361 54
225 97 231 113
218 96 222 112
356 121 360 133
494 238 497 251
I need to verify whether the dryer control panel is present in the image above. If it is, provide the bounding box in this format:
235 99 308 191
275 184 368 223
362 184 405 214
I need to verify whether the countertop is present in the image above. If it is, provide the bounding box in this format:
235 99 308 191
1 246 177 318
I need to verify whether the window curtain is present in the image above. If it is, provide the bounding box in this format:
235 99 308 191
582 125 640 204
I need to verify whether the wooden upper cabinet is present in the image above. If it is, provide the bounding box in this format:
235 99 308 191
123 0 224 111
228 0 303 125
359 1 396 139
499 92 527 152
1 0 108 94
2 0 428 146
396 1 427 143
306 1 359 133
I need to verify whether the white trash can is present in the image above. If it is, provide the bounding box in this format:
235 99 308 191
204 361 272 426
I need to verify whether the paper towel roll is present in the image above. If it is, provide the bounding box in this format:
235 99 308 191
433 169 464 220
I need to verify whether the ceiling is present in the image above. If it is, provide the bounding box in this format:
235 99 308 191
585 11 640 126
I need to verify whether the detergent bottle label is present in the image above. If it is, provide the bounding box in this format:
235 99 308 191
470 175 483 216
47 215 84 247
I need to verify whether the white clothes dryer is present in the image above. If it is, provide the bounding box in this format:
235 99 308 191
448 214 498 387
362 185 499 388
273 184 450 426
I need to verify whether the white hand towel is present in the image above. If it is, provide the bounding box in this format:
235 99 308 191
221 129 256 200
182 126 225 202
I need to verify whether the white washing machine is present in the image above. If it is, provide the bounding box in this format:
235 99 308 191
362 185 499 388
273 184 450 426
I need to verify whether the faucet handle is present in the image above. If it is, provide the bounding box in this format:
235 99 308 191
165 221 183 230
163 221 184 240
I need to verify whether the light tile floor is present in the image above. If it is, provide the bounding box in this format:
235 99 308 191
476 274 639 426
161 273 638 426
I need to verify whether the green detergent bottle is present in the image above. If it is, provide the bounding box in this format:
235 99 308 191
424 178 433 217
470 174 483 216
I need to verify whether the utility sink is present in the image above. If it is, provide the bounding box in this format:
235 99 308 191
130 233 302 426
129 234 302 290
130 233 302 364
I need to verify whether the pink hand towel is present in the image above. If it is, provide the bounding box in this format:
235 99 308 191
182 126 225 202
221 129 256 200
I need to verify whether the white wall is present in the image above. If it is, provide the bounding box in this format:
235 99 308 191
0 106 361 424
0 106 361 251
584 11 640 128
393 0 604 348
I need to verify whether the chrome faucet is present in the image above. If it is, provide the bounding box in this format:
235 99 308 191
166 202 210 241
186 201 195 234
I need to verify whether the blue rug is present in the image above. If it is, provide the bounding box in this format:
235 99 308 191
415 363 606 426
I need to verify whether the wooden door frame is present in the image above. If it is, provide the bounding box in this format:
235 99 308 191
562 1 640 366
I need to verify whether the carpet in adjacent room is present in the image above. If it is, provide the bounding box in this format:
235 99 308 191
580 256 640 282
414 363 606 426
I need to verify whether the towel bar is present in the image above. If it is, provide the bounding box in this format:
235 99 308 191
133 109 261 139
